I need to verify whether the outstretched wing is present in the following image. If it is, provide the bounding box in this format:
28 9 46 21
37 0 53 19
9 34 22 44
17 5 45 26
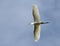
34 24 40 42
32 4 41 42
32 4 40 22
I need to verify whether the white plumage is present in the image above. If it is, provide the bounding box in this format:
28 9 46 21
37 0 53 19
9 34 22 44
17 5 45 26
32 4 41 42
32 4 49 42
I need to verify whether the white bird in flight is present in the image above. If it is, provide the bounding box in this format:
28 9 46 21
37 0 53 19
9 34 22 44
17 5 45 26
31 4 49 42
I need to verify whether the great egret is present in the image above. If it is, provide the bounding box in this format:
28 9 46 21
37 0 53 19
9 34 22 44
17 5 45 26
31 4 49 42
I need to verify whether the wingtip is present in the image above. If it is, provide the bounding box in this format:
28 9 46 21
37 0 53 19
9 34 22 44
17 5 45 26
34 34 40 42
32 4 38 8
34 39 39 42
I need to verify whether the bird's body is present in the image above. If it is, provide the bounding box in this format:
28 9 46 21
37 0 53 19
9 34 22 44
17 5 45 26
31 4 48 42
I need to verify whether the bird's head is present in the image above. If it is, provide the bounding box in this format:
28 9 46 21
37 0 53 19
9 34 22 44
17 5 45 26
31 22 34 25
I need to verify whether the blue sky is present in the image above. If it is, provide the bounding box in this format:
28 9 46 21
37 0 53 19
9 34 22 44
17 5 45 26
0 0 60 46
